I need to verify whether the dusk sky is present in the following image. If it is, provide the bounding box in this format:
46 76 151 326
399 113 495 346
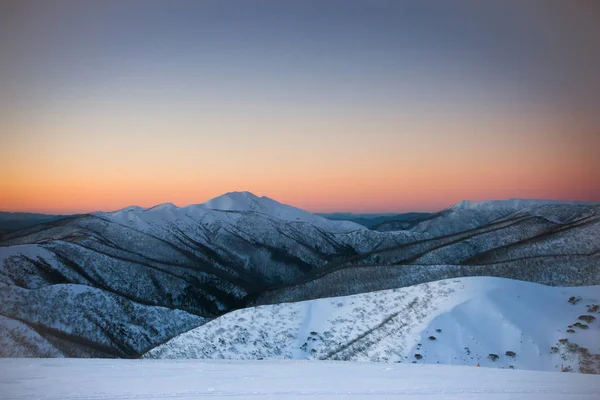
1 0 599 213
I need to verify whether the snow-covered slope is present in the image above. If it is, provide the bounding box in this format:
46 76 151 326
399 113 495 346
2 359 599 400
0 283 203 358
146 277 600 374
0 315 63 358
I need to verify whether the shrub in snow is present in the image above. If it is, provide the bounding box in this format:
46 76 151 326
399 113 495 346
505 351 516 357
428 336 436 341
435 329 442 333
578 315 596 324
566 343 579 353
550 346 559 353
587 305 599 313
488 354 499 362
568 296 582 305
414 354 423 360
573 322 589 329
577 347 590 357
567 329 576 333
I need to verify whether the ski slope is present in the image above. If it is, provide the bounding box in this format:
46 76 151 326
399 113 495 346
1 359 598 399
147 277 600 374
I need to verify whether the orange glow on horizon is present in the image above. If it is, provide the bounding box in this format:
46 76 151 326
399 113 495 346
2 111 599 214
2 105 599 214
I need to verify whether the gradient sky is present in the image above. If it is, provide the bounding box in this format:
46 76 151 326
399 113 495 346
1 0 599 213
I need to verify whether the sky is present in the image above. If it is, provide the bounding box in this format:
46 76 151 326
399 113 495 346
1 0 599 213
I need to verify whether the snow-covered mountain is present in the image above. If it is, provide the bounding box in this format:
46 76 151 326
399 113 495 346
95 191 365 234
255 201 600 305
0 193 598 358
375 199 596 235
146 276 600 374
0 192 415 357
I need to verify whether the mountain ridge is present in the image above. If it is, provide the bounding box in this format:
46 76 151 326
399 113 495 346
1 192 598 359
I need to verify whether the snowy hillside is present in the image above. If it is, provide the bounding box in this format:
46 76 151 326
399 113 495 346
0 283 203 358
146 277 600 374
2 359 599 400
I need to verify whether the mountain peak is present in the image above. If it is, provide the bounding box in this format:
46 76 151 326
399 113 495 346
201 191 271 212
145 202 178 212
194 191 365 231
451 200 473 209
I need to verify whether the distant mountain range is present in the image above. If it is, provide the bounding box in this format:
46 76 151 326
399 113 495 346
317 212 432 229
1 192 598 368
0 212 76 232
0 209 427 232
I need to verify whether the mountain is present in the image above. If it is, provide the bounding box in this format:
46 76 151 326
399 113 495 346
254 201 600 305
94 191 366 235
376 199 596 235
0 192 417 357
146 276 600 374
1 193 598 358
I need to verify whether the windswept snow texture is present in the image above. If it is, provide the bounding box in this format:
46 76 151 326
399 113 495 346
1 359 599 400
147 277 600 374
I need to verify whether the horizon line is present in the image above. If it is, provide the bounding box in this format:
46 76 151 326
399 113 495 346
1 191 597 216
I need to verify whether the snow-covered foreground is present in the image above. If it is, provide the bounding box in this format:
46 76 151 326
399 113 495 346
146 277 600 374
1 359 599 400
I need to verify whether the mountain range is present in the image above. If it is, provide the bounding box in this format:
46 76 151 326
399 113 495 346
1 191 598 371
